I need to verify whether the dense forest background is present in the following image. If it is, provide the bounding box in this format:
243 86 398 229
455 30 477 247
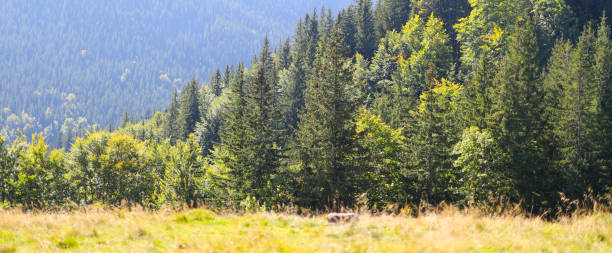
1 0 612 215
0 0 352 147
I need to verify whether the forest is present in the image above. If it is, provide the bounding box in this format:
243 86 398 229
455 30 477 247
1 0 612 216
0 0 352 148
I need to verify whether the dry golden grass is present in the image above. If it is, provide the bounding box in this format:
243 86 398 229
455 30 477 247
0 207 610 252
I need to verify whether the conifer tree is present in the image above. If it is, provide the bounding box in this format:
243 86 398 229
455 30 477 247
223 65 233 90
373 0 387 38
210 69 223 96
0 136 13 204
461 50 496 129
244 40 283 199
355 0 377 59
274 38 292 71
337 8 357 55
163 88 181 144
178 79 201 140
408 69 463 204
381 0 412 33
491 19 553 211
593 16 612 193
551 27 599 196
280 13 319 132
319 7 334 39
294 29 360 209
219 64 252 197
120 110 130 128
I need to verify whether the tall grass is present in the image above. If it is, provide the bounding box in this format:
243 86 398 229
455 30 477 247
0 205 610 252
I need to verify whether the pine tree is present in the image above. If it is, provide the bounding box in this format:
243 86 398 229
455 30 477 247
280 12 320 132
355 0 377 59
305 11 320 70
163 88 181 144
294 29 360 209
178 79 201 140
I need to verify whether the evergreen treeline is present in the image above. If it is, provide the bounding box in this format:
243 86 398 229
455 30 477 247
1 0 611 215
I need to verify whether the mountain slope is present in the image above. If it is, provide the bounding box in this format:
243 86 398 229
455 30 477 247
0 0 351 144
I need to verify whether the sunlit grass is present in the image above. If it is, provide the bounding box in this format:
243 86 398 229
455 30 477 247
0 207 610 252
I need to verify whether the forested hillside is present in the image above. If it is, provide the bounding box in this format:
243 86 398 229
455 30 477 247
0 0 352 147
1 0 611 216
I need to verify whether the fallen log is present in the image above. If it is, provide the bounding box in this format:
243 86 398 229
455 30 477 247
327 213 358 223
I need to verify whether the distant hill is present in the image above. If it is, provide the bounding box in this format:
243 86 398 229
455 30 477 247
0 0 351 145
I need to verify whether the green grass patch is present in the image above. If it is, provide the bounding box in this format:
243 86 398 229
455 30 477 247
0 209 609 252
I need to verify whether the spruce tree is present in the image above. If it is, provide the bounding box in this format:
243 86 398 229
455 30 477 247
163 88 181 144
408 69 463 204
373 0 387 38
382 0 412 33
491 19 553 211
210 69 223 96
336 8 357 55
319 7 334 39
120 110 130 128
294 29 360 209
355 0 377 59
555 27 598 196
223 65 233 90
219 64 253 197
461 51 496 129
178 79 201 140
593 16 612 194
274 38 292 71
244 40 283 199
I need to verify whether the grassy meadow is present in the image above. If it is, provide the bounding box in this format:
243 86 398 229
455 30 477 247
0 207 610 252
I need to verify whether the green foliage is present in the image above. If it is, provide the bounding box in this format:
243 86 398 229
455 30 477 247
490 19 555 211
355 0 377 59
543 18 612 198
167 135 209 207
353 108 408 207
407 75 464 204
0 136 14 204
293 29 361 209
452 126 513 205
69 132 161 207
8 134 71 209
367 13 452 128
219 56 283 201
178 79 201 140
375 0 412 34
454 0 529 67
1 0 611 215
163 89 181 145
397 14 452 101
